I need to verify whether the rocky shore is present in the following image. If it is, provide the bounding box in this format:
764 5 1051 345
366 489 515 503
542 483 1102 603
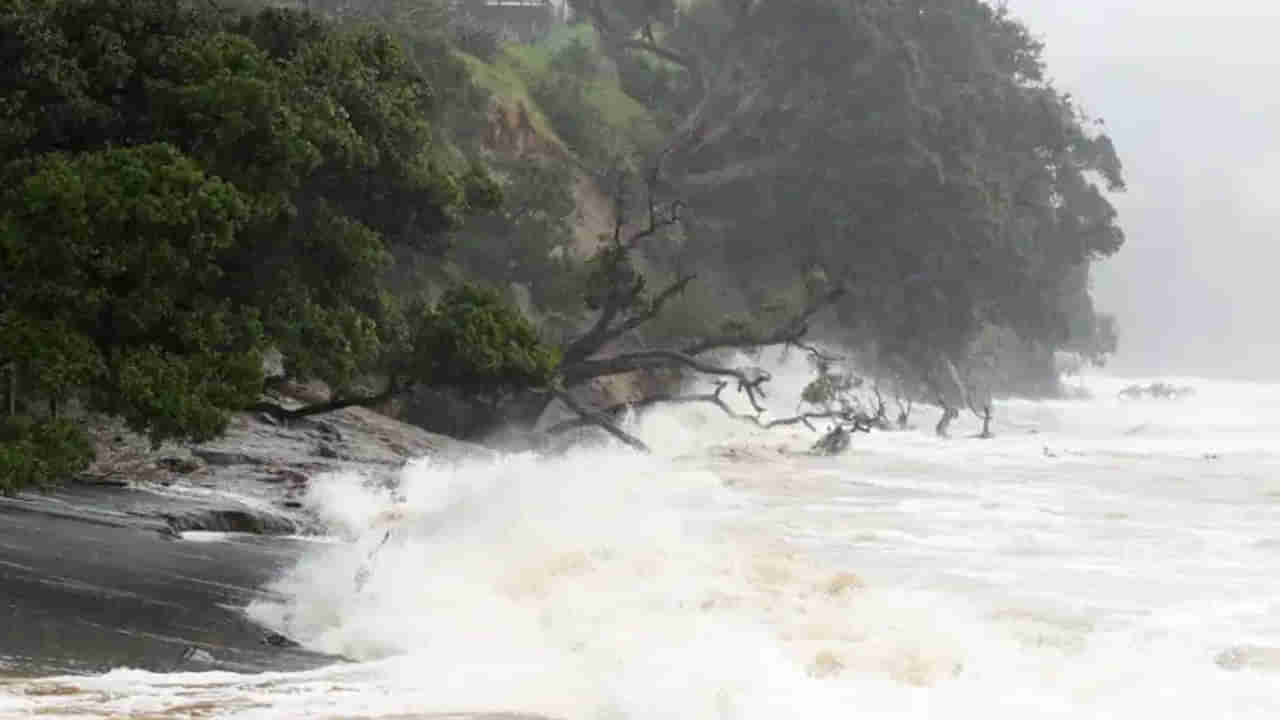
0 399 484 676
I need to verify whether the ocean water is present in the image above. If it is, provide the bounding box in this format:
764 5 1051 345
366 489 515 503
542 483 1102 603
6 353 1280 718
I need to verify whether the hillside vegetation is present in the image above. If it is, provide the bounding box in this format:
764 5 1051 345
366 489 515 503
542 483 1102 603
0 0 1126 489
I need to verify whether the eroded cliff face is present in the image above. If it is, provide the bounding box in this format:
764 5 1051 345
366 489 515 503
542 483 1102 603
481 97 617 256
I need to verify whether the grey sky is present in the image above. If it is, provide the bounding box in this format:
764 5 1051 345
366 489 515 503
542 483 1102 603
1005 0 1280 379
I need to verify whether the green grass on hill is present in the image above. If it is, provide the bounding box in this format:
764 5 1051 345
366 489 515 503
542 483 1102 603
455 51 566 153
459 24 664 160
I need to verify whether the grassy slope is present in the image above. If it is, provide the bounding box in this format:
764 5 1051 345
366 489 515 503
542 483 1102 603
458 24 664 159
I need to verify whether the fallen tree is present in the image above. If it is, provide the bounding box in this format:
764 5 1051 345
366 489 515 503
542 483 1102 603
533 164 876 452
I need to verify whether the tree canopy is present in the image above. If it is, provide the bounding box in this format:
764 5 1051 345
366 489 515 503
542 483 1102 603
574 0 1125 388
0 0 1132 485
0 0 544 491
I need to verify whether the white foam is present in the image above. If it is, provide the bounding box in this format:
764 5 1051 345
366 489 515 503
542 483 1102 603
10 365 1280 718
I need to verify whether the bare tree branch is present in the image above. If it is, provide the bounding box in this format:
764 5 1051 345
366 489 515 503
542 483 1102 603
561 350 770 412
682 286 846 356
562 272 697 366
787 338 843 366
560 164 689 366
250 378 404 421
551 387 650 452
547 380 879 440
546 380 753 435
624 199 684 251
765 410 876 433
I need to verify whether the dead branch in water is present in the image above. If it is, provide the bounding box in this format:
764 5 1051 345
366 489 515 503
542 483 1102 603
550 387 651 452
547 379 880 444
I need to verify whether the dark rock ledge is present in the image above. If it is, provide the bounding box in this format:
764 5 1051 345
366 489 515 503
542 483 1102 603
0 403 487 676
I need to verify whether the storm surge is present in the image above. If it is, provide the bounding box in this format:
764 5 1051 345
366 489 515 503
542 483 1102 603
8 360 1280 719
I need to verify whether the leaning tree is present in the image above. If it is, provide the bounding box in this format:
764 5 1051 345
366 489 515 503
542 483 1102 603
530 161 885 452
570 0 1127 428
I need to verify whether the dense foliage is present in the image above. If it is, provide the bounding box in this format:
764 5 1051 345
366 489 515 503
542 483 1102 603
0 0 550 490
405 284 559 394
0 417 94 495
452 157 583 314
0 0 1132 485
575 0 1126 388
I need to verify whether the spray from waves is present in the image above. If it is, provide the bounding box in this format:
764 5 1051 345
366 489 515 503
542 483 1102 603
14 358 1280 718
244 449 852 718
249 356 1271 717
240 405 998 720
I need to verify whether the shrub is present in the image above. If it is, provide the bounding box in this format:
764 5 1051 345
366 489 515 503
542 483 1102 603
407 284 560 394
0 417 95 496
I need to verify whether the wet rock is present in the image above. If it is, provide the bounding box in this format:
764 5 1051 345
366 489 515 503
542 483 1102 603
398 386 500 440
0 394 486 678
74 474 129 488
313 420 343 441
262 632 300 649
180 646 216 665
192 449 262 467
165 508 298 535
0 496 338 674
274 468 310 485
157 456 203 474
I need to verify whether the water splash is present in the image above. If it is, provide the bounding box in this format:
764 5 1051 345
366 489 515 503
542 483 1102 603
11 365 1280 718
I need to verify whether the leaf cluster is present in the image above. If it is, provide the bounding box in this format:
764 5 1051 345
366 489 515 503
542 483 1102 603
0 417 94 496
578 0 1128 387
0 0 539 491
405 284 560 395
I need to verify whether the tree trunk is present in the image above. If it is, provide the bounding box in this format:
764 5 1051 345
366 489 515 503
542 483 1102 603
7 364 16 417
935 406 958 437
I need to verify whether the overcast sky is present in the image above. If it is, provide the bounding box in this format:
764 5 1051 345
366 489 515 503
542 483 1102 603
1004 0 1280 379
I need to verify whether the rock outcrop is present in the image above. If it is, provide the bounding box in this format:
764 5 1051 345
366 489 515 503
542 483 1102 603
1 399 486 676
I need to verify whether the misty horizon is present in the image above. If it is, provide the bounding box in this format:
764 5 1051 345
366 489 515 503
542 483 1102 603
1009 0 1280 380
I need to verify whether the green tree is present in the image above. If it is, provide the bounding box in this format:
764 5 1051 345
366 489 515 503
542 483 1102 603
406 284 560 395
574 0 1126 397
0 0 539 490
453 158 584 313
